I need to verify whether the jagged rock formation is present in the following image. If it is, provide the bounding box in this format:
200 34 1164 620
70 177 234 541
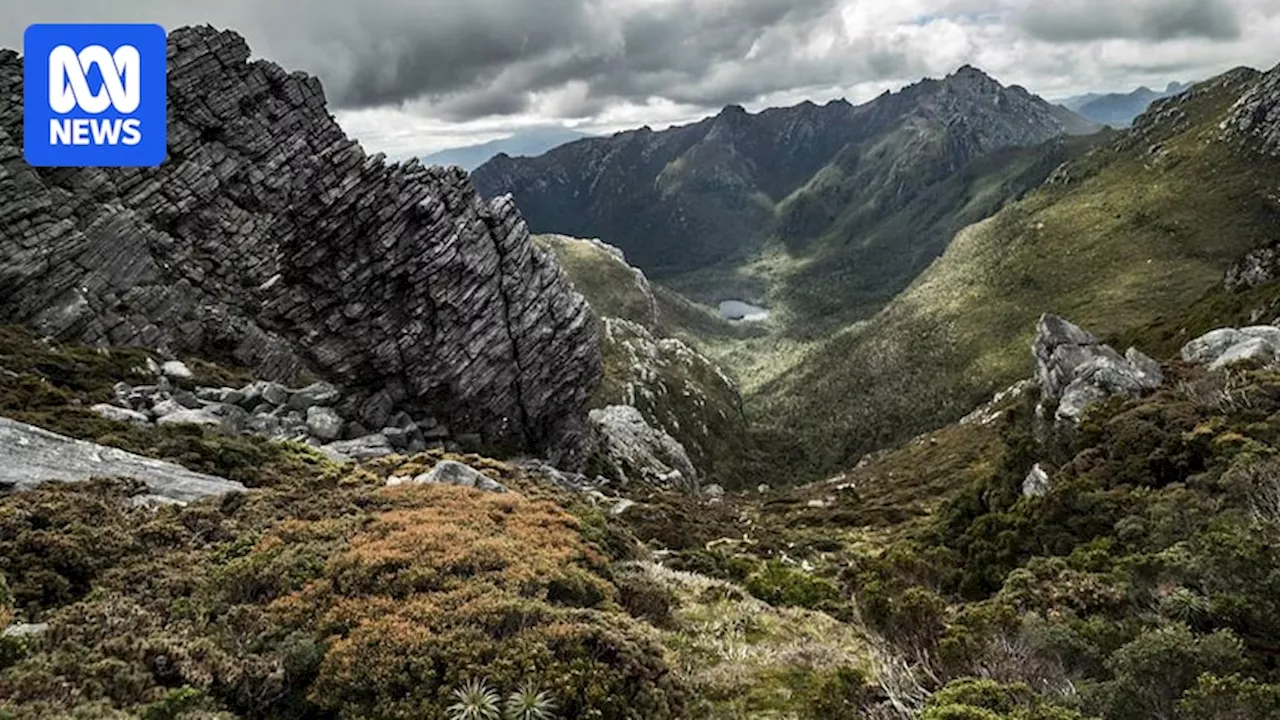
1033 314 1163 425
0 27 600 465
596 317 746 481
0 416 244 503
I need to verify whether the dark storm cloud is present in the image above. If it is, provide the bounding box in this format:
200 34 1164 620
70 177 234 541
1019 0 1241 42
300 0 858 114
0 0 877 118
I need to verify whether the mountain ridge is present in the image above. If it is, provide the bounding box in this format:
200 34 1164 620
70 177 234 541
421 126 590 171
473 65 1100 325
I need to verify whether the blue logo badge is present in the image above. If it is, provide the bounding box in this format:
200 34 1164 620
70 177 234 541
23 24 167 167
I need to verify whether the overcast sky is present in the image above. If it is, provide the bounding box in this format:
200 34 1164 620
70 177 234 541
3 0 1279 157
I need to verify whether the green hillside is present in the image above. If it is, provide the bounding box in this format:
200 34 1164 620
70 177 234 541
751 67 1280 480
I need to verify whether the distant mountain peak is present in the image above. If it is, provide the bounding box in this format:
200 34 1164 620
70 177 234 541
951 63 988 77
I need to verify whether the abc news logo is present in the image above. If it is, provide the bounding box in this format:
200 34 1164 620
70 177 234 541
24 24 167 167
48 44 143 146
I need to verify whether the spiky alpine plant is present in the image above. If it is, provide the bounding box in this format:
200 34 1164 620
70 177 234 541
448 678 502 720
505 681 558 720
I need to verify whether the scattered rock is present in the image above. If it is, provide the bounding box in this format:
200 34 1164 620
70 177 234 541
161 360 194 380
156 409 224 429
288 381 341 411
387 460 507 493
306 406 344 442
321 434 396 462
0 417 244 502
89 403 150 426
703 484 725 499
2 623 49 639
1224 244 1280 292
1023 464 1051 498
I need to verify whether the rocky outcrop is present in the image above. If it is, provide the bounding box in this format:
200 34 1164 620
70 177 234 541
1225 244 1280 292
0 27 599 466
0 417 244 503
589 405 699 492
1034 314 1163 425
1223 62 1280 156
1181 326 1280 370
596 318 746 481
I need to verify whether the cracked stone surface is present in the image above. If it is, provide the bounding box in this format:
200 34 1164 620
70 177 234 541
0 27 600 466
0 416 244 503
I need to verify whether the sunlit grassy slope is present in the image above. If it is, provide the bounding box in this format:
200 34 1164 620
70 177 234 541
751 67 1280 480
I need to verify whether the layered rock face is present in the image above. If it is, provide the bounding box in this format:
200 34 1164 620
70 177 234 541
0 27 600 463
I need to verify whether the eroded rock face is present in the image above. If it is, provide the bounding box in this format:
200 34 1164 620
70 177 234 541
1033 314 1163 425
0 27 600 466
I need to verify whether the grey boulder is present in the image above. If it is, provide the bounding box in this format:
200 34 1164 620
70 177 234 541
0 416 244 503
1209 337 1275 371
320 434 396 462
161 360 194 380
89 404 151 426
288 382 341 411
588 405 699 491
306 406 344 442
387 460 506 493
1022 464 1051 498
149 399 185 419
1182 329 1247 364
1181 326 1280 370
156 409 224 430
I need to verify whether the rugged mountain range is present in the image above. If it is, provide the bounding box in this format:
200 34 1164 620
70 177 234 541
421 126 589 171
473 66 1099 323
0 27 600 465
1062 81 1191 127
